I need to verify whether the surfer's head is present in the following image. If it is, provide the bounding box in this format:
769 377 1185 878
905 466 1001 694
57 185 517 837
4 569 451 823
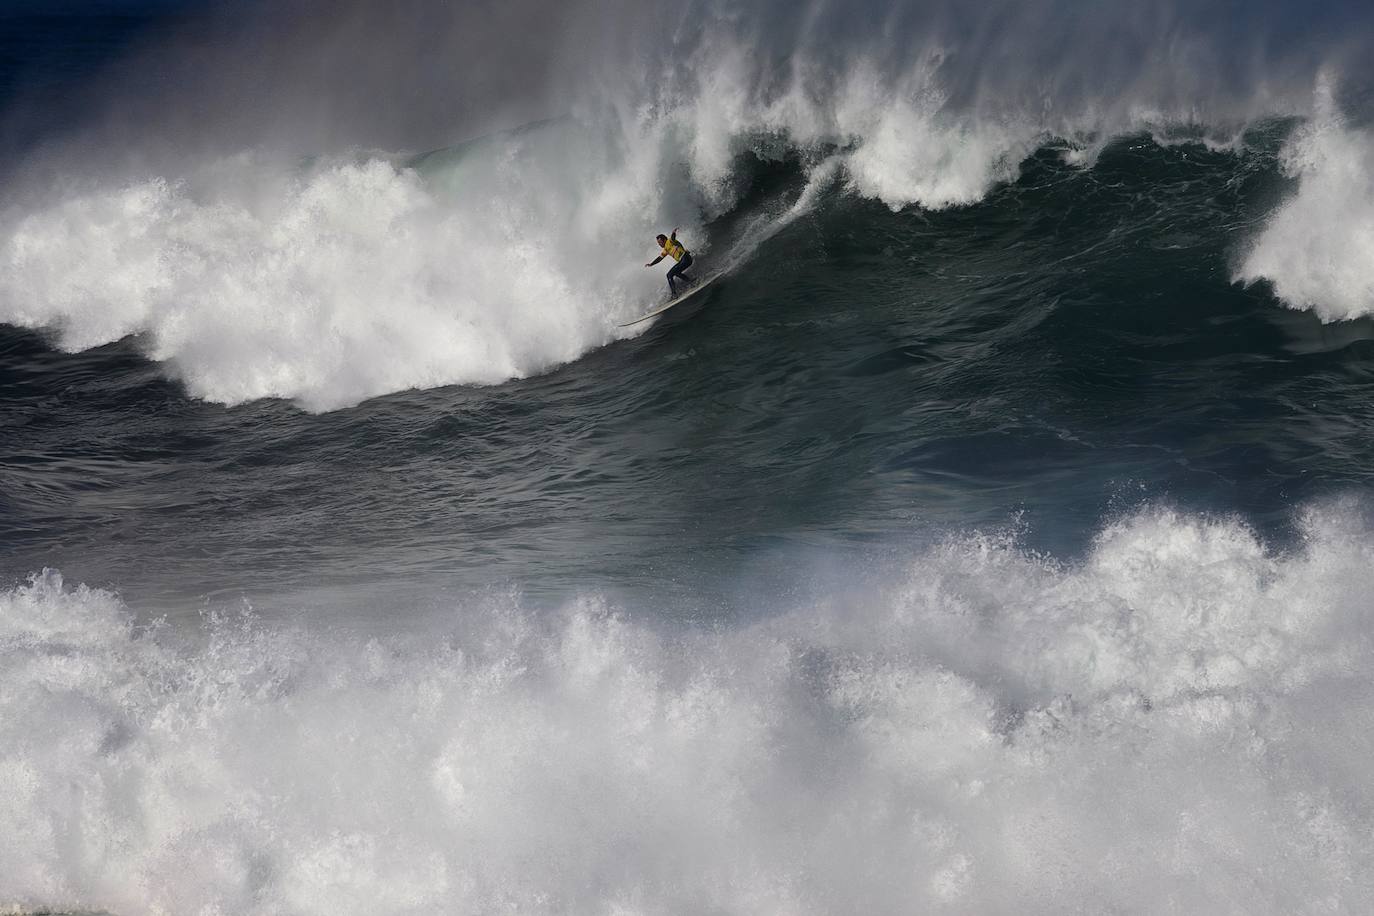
656 234 667 245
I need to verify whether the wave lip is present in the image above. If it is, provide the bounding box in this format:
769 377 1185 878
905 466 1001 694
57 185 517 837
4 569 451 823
4 504 1374 913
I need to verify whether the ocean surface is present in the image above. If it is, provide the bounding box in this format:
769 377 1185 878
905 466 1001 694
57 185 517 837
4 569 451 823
5 2 1374 913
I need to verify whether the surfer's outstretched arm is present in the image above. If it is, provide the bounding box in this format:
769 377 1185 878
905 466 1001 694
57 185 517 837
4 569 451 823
645 255 665 267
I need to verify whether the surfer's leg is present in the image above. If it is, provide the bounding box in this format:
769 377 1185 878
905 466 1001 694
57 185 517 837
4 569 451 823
668 253 696 292
666 259 686 296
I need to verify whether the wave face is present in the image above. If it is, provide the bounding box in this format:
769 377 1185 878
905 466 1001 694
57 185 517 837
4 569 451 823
5 505 1374 914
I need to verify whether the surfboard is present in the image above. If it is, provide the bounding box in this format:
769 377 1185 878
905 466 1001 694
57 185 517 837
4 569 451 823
618 273 721 328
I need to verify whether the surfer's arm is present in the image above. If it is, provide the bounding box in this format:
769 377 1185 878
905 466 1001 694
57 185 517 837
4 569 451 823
670 227 679 241
645 254 665 266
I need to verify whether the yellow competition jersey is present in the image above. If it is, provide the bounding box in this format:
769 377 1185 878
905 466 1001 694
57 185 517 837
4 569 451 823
661 238 687 261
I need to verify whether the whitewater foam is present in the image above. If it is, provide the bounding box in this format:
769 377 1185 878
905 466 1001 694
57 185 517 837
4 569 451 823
0 127 697 411
4 504 1374 914
1239 81 1374 321
827 58 1044 211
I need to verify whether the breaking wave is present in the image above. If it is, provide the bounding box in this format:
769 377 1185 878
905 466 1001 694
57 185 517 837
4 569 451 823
3 0 1374 408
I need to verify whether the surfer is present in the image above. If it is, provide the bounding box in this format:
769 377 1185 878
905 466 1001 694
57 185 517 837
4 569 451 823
645 228 696 297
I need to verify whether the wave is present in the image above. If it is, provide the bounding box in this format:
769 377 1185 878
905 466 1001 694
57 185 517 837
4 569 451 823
2 2 1373 408
4 503 1374 913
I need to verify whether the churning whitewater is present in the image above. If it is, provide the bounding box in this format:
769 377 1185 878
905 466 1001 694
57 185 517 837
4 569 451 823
6 506 1374 913
4 1 1374 914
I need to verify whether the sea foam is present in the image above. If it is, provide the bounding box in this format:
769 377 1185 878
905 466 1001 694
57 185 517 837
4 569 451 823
0 127 684 411
4 504 1374 914
1238 81 1374 321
